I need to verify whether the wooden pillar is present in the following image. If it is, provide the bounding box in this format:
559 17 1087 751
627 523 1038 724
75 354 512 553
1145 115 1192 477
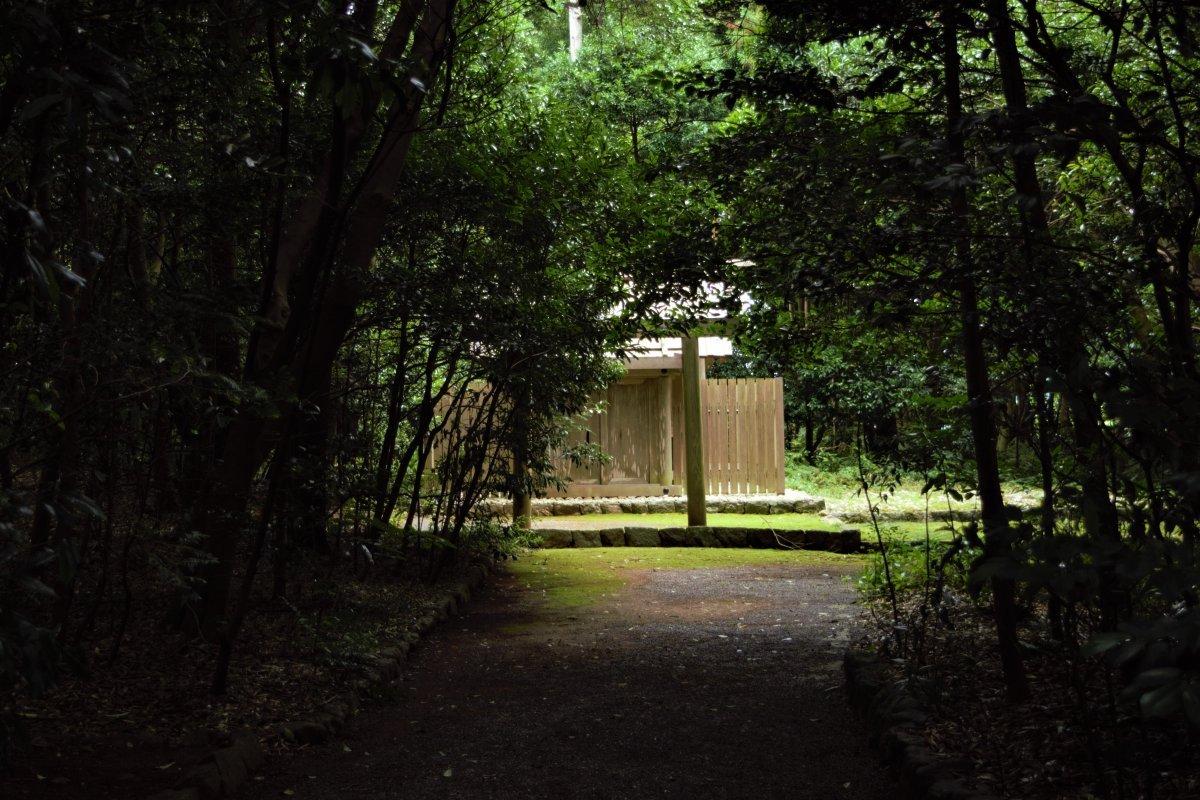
682 336 707 526
512 401 532 527
654 375 673 486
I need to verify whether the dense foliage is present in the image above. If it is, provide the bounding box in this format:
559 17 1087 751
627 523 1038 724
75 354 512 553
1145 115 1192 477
3 0 1200 795
695 1 1200 794
0 0 729 754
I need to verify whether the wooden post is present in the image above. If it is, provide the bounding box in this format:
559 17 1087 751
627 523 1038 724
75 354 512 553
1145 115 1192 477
656 375 673 486
682 336 707 526
512 399 532 527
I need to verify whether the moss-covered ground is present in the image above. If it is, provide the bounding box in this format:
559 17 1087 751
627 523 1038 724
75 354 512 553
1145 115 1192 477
507 547 864 609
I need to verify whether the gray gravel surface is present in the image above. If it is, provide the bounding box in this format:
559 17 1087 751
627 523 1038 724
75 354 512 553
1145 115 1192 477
245 559 896 799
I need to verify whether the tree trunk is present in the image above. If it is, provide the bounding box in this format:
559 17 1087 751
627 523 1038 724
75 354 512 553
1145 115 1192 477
193 0 457 636
984 0 1120 547
943 5 1030 702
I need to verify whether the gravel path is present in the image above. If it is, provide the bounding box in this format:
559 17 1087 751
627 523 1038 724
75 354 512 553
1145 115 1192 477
245 555 895 799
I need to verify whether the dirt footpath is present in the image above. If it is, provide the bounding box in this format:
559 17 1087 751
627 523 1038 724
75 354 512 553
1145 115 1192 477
245 554 896 800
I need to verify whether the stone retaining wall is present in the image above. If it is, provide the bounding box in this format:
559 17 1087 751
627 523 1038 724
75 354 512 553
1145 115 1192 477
535 525 860 553
483 494 826 517
844 649 1000 800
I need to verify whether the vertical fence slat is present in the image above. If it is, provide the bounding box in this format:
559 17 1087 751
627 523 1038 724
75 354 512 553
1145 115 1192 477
758 380 770 493
702 378 713 494
761 379 772 493
706 379 716 494
734 379 746 493
775 378 786 492
720 380 730 494
724 379 734 494
744 380 755 493
715 381 724 494
748 379 758 491
740 379 750 493
708 379 717 495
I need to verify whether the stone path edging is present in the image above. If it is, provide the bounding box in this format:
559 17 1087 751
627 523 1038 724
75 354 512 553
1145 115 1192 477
484 494 827 517
146 560 495 800
535 525 861 553
843 649 1000 800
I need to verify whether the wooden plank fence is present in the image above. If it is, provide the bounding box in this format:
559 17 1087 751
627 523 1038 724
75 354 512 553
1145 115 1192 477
699 377 786 495
430 376 787 497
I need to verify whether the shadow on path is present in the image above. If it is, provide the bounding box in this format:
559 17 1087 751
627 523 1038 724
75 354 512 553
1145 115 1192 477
245 555 895 799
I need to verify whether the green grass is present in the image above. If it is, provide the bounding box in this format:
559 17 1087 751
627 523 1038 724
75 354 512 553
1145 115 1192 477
785 459 1041 520
509 547 863 609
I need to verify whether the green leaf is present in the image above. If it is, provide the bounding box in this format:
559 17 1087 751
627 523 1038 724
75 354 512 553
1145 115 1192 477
1081 631 1130 657
1181 683 1200 729
1140 681 1183 718
19 93 64 122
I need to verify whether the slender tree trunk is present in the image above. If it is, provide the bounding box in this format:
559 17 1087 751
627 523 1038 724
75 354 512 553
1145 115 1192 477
194 0 457 635
943 5 1030 702
986 0 1124 629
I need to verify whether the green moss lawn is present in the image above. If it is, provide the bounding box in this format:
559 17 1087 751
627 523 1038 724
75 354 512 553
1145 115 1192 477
508 547 864 609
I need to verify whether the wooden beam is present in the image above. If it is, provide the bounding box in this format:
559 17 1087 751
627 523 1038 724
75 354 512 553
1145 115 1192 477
622 356 681 371
656 375 673 485
512 401 532 526
682 336 707 526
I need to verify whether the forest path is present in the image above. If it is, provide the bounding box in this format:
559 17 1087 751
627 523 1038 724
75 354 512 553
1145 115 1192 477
245 549 896 800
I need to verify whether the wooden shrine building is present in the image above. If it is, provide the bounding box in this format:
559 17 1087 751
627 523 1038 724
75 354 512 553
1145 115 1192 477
548 337 786 498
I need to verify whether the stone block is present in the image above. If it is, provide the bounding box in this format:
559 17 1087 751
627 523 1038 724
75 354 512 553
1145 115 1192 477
747 529 777 549
599 528 627 546
835 529 862 553
572 530 602 548
927 779 978 800
453 583 471 604
230 733 263 772
150 790 202 800
773 530 809 549
625 529 661 547
283 719 329 745
539 529 574 548
658 527 689 546
178 764 222 799
791 497 826 513
714 528 749 547
685 527 721 547
212 746 248 795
